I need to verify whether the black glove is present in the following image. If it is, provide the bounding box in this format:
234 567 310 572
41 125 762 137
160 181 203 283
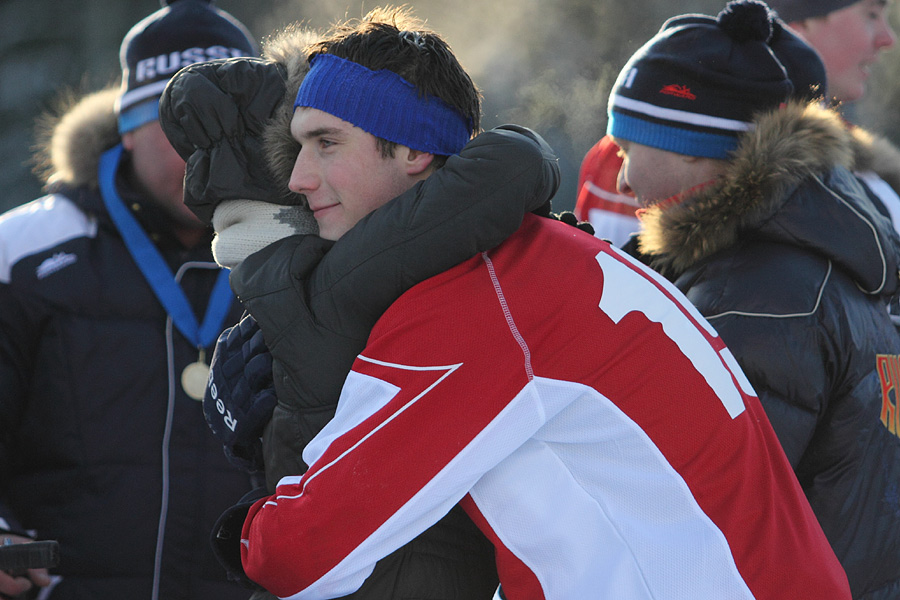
204 313 277 473
549 210 595 235
210 486 270 588
159 56 302 224
492 124 560 219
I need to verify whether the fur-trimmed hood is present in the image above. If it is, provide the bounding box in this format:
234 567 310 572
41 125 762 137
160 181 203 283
30 22 319 195
638 101 900 295
32 84 208 244
33 87 121 191
259 25 320 196
849 124 900 194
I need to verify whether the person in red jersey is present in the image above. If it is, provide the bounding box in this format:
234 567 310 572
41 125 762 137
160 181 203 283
180 4 850 599
573 134 639 245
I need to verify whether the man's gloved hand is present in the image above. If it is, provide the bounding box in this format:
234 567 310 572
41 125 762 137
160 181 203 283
204 313 277 473
549 210 595 235
159 57 304 224
493 124 561 219
210 486 270 588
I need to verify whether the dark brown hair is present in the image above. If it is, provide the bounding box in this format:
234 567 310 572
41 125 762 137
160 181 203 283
306 6 481 165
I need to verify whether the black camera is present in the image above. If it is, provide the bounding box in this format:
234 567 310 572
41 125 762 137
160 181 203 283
0 540 59 573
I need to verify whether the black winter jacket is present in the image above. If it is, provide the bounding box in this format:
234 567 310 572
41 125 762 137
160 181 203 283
634 101 900 600
0 87 254 600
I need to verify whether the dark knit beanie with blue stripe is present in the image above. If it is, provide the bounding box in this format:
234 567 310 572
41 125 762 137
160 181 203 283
607 0 792 160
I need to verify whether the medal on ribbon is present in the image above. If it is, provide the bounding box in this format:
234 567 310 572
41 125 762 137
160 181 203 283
181 349 211 401
99 144 233 400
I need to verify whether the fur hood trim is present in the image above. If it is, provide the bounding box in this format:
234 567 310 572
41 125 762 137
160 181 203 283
260 25 320 193
34 86 121 190
639 101 855 274
849 125 900 195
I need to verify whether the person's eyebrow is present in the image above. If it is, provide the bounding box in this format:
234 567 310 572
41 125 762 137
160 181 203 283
296 126 347 142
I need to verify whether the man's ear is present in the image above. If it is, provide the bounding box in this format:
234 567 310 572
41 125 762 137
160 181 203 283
404 149 435 176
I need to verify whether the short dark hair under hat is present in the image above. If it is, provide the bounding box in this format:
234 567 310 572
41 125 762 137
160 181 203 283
607 0 792 160
764 0 859 22
116 0 257 134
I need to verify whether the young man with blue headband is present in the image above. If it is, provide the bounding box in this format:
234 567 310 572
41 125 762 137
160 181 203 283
159 7 559 599
162 5 853 599
287 27 480 242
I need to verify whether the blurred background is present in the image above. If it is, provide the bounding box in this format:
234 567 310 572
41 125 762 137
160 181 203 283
2 0 898 214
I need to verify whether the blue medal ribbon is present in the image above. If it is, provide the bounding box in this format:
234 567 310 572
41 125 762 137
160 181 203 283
98 144 233 348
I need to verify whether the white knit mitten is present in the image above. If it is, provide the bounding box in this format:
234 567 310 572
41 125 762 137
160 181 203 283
211 199 317 269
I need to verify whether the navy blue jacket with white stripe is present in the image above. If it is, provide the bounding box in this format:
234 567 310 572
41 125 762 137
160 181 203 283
0 86 253 600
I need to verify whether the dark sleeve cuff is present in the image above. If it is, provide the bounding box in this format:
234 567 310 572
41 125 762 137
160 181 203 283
210 486 271 588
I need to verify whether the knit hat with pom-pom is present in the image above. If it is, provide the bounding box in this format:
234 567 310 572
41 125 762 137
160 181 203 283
607 0 792 159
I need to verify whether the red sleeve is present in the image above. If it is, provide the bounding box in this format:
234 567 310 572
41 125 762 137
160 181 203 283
240 252 540 599
240 217 849 600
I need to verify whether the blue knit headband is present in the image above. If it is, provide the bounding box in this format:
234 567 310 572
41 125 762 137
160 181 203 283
294 53 471 155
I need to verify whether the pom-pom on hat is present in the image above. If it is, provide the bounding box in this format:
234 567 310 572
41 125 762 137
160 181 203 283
116 0 257 134
764 0 858 22
607 0 792 160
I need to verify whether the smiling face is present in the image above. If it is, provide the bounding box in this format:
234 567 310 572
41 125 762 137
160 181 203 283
791 0 895 102
287 107 431 241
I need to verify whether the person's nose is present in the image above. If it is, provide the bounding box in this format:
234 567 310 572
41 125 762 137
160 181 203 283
288 147 318 195
875 14 896 51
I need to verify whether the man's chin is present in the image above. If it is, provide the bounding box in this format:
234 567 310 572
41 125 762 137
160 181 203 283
316 227 343 242
835 75 867 104
313 211 348 241
174 210 208 230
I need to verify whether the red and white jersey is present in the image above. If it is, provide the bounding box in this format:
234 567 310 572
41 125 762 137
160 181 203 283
241 215 850 600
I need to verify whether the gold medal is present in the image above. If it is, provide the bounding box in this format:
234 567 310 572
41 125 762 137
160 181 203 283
182 349 210 401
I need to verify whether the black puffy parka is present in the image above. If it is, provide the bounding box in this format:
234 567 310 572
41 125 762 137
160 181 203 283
633 101 900 600
0 87 254 600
